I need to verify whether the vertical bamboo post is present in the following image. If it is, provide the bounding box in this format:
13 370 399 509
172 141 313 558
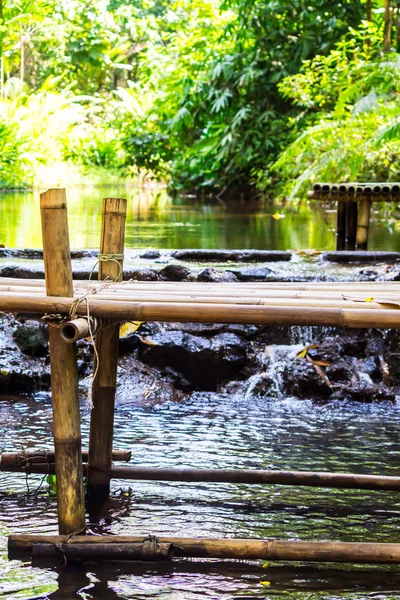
345 202 358 251
356 198 372 250
336 200 346 250
40 188 85 535
87 198 127 511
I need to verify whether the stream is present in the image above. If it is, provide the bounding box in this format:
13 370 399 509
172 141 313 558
1 188 400 599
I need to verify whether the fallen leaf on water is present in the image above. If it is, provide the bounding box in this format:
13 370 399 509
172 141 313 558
272 212 285 220
262 562 269 568
260 581 271 586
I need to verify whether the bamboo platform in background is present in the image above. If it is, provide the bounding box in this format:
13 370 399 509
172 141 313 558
307 182 400 251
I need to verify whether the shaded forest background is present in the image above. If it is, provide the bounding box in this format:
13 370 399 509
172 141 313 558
0 0 399 197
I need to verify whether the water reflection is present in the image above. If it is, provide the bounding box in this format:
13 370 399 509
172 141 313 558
1 187 400 251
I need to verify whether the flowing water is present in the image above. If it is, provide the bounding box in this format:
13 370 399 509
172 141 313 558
2 188 400 598
2 392 400 598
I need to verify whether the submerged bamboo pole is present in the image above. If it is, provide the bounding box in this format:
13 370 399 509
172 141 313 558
4 462 400 492
10 534 400 564
356 198 372 250
40 189 85 535
87 198 127 507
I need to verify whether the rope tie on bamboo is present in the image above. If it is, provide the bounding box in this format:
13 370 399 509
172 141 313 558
89 253 124 281
141 536 160 560
54 526 87 566
16 449 51 494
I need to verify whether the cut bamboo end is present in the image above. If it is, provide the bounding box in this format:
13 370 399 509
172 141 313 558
60 317 103 343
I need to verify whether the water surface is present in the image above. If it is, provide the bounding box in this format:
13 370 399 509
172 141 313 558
1 393 400 598
1 188 400 251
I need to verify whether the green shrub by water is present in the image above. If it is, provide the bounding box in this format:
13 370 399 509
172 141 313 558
0 1 399 195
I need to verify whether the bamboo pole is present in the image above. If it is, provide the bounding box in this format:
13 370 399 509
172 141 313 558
3 277 400 290
336 201 346 251
0 449 131 466
10 534 400 564
1 293 400 327
5 286 400 302
346 202 358 251
87 197 127 508
32 541 175 561
40 188 85 535
3 462 400 491
356 198 372 250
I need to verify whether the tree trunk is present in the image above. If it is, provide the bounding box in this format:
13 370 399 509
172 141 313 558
384 0 393 53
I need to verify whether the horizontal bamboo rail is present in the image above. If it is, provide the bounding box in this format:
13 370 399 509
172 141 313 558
3 462 400 491
4 277 400 291
2 286 400 304
0 449 131 467
10 534 400 563
1 288 400 310
0 293 399 327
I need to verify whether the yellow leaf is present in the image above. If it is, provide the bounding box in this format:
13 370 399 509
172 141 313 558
365 297 374 303
120 321 144 338
296 343 318 359
272 212 285 220
0 368 9 376
260 581 271 586
262 562 269 568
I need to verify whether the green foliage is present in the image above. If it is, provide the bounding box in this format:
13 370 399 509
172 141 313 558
0 120 31 188
0 0 396 193
273 22 400 198
120 0 368 192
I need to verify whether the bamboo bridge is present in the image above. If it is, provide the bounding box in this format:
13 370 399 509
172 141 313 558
3 187 400 565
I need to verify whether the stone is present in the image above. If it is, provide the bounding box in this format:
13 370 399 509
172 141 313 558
227 267 272 281
12 321 48 357
138 330 247 390
140 250 161 259
159 264 191 281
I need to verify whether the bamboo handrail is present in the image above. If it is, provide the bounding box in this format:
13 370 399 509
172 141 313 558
0 293 400 327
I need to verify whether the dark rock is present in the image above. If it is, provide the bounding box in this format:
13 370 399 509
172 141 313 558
172 249 291 262
125 268 159 281
227 267 272 281
12 321 48 356
159 264 191 281
138 330 247 390
322 251 400 264
197 267 221 282
325 360 354 383
140 250 161 259
282 360 332 399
